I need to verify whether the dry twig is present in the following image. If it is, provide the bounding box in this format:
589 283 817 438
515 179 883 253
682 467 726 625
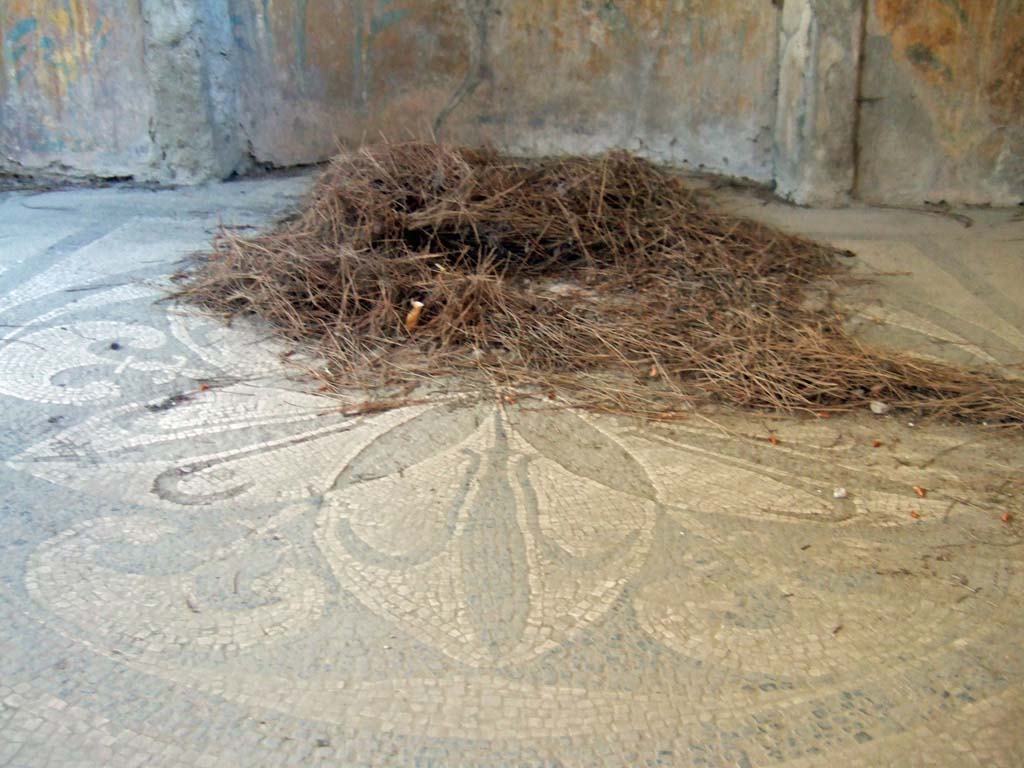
175 142 1024 425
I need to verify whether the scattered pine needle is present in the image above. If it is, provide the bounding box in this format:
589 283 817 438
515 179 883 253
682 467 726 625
175 141 1024 425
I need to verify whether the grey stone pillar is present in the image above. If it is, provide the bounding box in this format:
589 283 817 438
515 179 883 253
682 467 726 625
773 0 865 206
141 0 245 182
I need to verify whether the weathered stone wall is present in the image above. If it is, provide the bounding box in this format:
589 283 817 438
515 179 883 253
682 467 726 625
141 0 245 182
1 0 1021 206
0 0 244 182
228 0 477 170
0 0 155 178
231 0 779 183
774 0 864 206
857 0 1024 206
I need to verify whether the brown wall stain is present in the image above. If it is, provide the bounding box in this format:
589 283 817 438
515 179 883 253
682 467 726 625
453 0 778 179
235 0 472 166
873 0 1023 142
235 0 777 180
859 0 1023 203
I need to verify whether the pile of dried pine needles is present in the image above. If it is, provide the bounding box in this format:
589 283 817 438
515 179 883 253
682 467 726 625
176 142 1024 424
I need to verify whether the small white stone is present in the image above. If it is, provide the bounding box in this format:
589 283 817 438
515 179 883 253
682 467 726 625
833 487 848 499
869 400 890 415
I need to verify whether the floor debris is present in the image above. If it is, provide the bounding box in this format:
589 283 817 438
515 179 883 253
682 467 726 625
176 142 1024 425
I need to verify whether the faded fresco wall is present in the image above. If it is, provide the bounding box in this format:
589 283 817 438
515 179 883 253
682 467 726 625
0 0 154 177
229 0 474 168
858 0 1024 205
232 0 779 183
1 0 1021 206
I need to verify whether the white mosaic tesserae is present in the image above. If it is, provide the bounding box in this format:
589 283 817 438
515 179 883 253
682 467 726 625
1 178 1022 767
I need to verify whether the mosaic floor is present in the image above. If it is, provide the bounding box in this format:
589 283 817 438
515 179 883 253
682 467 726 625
1 178 1022 767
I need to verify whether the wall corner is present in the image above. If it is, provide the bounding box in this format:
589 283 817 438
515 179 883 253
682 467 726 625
140 0 245 183
773 0 865 207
